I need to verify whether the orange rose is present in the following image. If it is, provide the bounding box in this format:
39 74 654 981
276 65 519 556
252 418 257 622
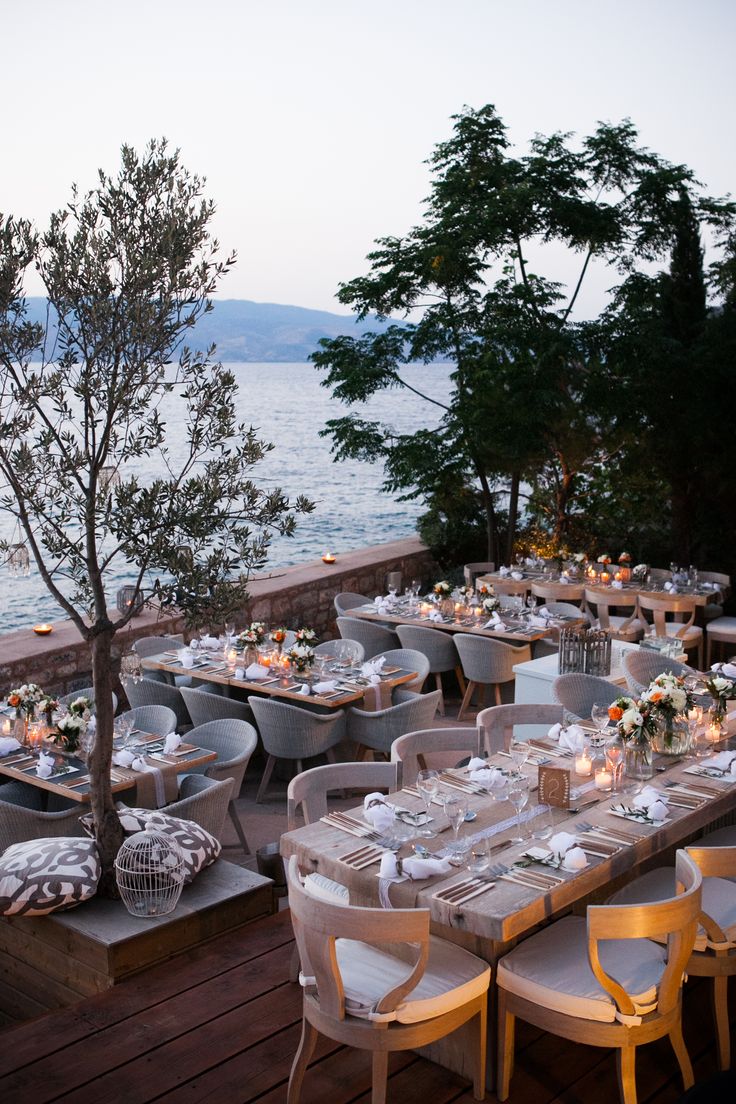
7 693 20 707
650 691 663 702
608 705 623 721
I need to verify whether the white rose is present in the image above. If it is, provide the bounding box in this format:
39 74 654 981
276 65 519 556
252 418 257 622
671 689 687 712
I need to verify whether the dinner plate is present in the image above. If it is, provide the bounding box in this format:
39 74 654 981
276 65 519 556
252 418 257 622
22 762 81 782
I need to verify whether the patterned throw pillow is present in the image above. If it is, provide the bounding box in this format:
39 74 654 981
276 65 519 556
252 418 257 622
0 837 100 916
114 806 221 883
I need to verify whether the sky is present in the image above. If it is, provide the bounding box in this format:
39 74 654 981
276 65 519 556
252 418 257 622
2 0 734 318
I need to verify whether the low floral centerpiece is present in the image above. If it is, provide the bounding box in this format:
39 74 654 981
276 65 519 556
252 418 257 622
704 670 736 732
53 714 86 754
596 553 612 565
608 694 657 779
287 642 315 675
39 694 60 725
456 584 476 604
640 673 694 754
432 580 452 598
294 627 318 647
476 582 495 598
480 595 500 614
269 627 288 652
7 682 45 719
238 622 266 647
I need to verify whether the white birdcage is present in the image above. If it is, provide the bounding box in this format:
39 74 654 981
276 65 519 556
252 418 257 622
114 828 185 917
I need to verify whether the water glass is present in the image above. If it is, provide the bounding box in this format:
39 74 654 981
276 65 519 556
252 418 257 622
530 803 555 841
590 702 610 742
467 838 491 878
509 737 530 775
508 776 530 842
415 769 439 838
443 792 469 862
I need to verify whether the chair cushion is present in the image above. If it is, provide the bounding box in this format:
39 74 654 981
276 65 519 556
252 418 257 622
609 868 736 951
0 837 100 916
334 933 490 1024
303 872 349 906
662 624 702 641
496 914 666 1024
706 617 736 639
82 805 221 884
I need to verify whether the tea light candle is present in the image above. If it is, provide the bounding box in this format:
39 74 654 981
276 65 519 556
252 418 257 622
595 767 613 790
420 602 432 613
474 606 483 617
575 750 593 776
600 571 611 584
226 647 238 665
707 721 721 744
27 722 44 748
614 571 622 582
321 551 336 564
0 718 12 736
33 623 53 636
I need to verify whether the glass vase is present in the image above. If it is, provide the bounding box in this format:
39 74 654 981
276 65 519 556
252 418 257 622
709 700 728 736
242 644 258 668
652 712 691 756
624 732 653 782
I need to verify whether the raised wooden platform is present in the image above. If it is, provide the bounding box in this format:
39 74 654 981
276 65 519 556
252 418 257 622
0 908 733 1103
0 860 273 1022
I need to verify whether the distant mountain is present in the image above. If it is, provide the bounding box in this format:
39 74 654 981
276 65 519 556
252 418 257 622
23 297 398 363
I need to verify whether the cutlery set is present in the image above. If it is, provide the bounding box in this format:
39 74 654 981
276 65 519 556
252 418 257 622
321 811 381 840
433 877 497 906
339 844 386 869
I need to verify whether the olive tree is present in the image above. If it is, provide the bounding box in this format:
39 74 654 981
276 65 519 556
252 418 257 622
0 141 312 888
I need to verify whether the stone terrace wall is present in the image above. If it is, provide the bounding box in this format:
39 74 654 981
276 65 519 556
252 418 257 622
0 537 437 697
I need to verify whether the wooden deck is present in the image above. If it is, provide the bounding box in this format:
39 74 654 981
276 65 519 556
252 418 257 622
0 908 733 1104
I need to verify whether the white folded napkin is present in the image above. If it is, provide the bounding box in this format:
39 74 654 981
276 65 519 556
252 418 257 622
549 831 577 858
545 831 588 871
132 755 159 775
529 615 549 628
428 610 444 622
363 792 396 832
36 752 55 778
179 649 195 668
548 723 586 752
298 684 311 696
720 663 736 679
700 751 736 775
361 657 386 683
313 680 338 694
113 749 137 768
467 757 487 771
379 852 454 880
632 785 670 822
470 765 503 786
200 635 220 649
536 606 552 619
558 575 570 585
562 847 588 871
0 737 22 757
245 663 269 680
511 571 524 581
499 566 510 576
611 580 623 589
484 611 503 628
234 667 245 679
163 733 182 754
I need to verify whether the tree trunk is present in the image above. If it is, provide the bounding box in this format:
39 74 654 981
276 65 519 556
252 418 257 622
89 625 124 896
506 469 521 562
477 471 498 564
552 455 575 545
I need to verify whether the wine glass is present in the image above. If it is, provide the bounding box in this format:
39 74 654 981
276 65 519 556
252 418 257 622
604 732 625 792
509 736 530 776
415 769 439 838
525 593 536 616
590 702 611 746
442 792 469 862
508 776 530 842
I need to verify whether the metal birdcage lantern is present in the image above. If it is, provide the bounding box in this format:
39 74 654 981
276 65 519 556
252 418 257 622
99 466 121 493
120 648 142 684
559 626 612 677
116 585 145 616
115 829 185 917
7 542 30 577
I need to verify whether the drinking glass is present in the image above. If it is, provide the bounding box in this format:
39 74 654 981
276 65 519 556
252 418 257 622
590 702 610 744
415 769 439 838
509 736 530 776
508 777 530 842
443 792 469 862
467 838 491 878
530 803 555 841
411 579 421 597
604 732 625 792
525 594 536 615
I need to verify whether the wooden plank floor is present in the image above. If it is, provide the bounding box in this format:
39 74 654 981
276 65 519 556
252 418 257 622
0 908 733 1104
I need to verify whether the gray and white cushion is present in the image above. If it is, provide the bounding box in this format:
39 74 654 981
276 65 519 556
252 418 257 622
115 806 221 883
609 867 736 951
0 837 100 916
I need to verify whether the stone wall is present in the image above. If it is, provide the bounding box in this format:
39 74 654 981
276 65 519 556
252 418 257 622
0 537 436 697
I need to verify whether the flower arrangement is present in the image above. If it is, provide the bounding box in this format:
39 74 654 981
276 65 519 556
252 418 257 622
456 585 476 603
640 673 693 718
67 695 93 720
480 595 500 614
618 551 632 564
294 627 318 647
432 580 452 597
608 695 658 741
596 554 612 565
53 714 86 753
632 563 648 580
704 672 736 722
269 627 288 649
238 622 266 647
476 582 495 598
7 683 45 717
39 694 59 719
287 643 315 673
572 552 586 563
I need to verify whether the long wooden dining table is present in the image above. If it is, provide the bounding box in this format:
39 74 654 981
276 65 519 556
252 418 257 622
280 731 736 1087
349 599 583 644
477 570 723 608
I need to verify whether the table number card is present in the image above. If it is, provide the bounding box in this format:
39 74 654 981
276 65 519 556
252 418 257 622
538 765 571 809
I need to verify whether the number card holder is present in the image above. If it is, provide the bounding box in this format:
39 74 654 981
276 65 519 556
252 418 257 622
538 765 571 809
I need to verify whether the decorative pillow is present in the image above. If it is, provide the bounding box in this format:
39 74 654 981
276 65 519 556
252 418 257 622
0 837 100 916
114 805 221 883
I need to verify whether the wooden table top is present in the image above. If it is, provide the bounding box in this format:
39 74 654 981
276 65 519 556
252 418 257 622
142 651 419 709
477 573 722 607
349 602 576 644
0 731 216 804
281 741 736 948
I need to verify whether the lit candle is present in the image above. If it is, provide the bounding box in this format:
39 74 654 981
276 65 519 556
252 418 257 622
227 647 238 665
614 571 622 582
575 750 593 776
33 623 53 636
0 718 12 736
600 571 610 585
420 602 432 613
474 606 482 617
27 722 44 748
322 551 336 564
707 722 721 744
595 768 613 791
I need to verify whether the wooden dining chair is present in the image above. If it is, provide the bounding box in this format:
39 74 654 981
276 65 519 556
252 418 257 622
636 593 703 667
285 855 491 1103
390 726 482 786
608 844 736 1071
286 761 399 831
584 587 646 642
496 849 702 1104
476 702 564 755
531 580 585 604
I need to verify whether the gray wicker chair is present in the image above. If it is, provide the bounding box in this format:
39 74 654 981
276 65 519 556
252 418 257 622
58 687 118 713
164 775 234 840
336 617 399 658
314 638 365 665
454 635 532 721
180 686 255 728
125 676 192 732
552 673 620 721
248 698 347 804
0 796 86 852
621 651 695 697
346 689 442 759
117 705 177 736
182 719 258 854
333 592 371 617
133 634 196 688
287 761 399 830
370 647 430 705
395 625 464 714
390 727 481 786
476 703 564 755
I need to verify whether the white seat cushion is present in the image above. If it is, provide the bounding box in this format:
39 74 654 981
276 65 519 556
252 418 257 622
334 934 490 1024
608 616 646 639
496 915 666 1025
662 624 702 642
609 868 736 951
303 872 349 906
706 617 736 640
